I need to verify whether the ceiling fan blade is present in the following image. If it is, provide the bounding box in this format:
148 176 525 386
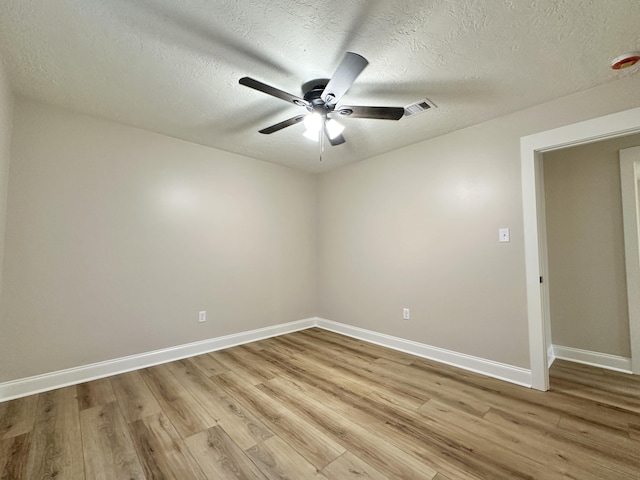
240 77 309 107
321 52 369 105
336 105 405 120
259 115 306 134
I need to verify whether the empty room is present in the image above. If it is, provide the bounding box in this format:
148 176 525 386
1 1 640 479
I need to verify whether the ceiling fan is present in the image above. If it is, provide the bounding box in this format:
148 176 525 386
239 52 406 146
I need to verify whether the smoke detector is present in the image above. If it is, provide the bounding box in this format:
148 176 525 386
611 52 640 70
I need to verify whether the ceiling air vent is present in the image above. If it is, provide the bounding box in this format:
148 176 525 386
404 98 437 117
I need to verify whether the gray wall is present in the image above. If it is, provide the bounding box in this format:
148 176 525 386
317 74 640 369
1 71 640 383
0 99 317 382
544 134 640 357
0 58 13 304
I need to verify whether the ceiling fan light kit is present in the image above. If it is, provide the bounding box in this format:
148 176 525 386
303 128 320 142
325 118 345 139
239 52 413 149
303 112 324 133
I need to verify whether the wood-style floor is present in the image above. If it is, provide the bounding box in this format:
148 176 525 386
1 328 639 479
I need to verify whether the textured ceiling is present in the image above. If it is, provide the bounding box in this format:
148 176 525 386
0 0 639 172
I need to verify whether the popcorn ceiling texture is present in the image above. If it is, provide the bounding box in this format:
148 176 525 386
0 0 638 172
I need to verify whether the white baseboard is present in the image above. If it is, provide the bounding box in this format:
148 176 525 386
551 344 632 373
548 345 556 367
0 316 534 402
316 319 532 387
0 318 316 402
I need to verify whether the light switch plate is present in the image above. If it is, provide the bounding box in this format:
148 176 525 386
499 228 510 243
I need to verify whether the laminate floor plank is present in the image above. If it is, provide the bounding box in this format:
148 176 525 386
185 425 268 480
79 401 145 480
422 400 633 480
298 328 416 365
321 451 390 480
208 349 277 385
263 375 531 480
0 432 31 479
189 352 231 377
0 395 37 440
77 377 116 411
139 364 216 438
24 386 85 480
392 384 619 479
554 423 640 475
162 359 235 421
273 332 376 366
211 371 346 469
254 346 430 407
251 345 390 409
409 363 561 429
234 345 285 379
294 328 377 356
433 474 452 480
483 407 640 479
557 414 636 448
553 360 640 386
267 342 489 438
533 389 636 429
241 339 270 351
257 379 441 480
372 357 492 417
415 356 638 430
551 377 640 414
165 359 273 449
129 412 208 479
278 331 380 369
272 335 422 409
552 362 640 390
246 436 329 480
110 370 162 423
256 337 306 357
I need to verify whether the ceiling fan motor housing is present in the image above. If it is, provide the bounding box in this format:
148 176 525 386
302 79 334 113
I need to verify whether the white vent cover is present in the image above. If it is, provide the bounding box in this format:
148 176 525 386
404 98 437 117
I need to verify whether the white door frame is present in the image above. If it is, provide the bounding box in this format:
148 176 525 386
521 107 640 391
620 146 640 375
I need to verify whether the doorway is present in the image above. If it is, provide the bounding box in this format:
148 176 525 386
521 106 640 391
620 145 640 375
541 137 640 377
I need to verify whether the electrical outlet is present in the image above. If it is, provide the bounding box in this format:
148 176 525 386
198 311 206 323
403 308 410 320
